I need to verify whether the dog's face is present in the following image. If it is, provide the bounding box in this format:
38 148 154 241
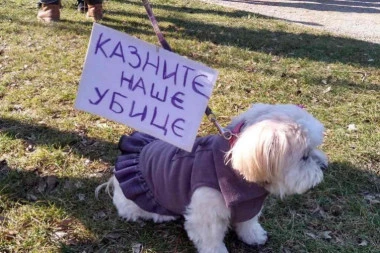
227 104 327 197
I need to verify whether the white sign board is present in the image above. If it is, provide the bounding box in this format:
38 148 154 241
75 23 218 151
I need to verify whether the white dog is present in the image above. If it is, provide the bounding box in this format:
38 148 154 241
96 103 328 253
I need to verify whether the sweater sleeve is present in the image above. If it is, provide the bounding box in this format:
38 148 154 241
229 194 267 223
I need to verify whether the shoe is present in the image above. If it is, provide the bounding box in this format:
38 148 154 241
37 3 60 22
77 0 88 13
87 3 103 21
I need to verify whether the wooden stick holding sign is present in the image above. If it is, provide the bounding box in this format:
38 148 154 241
75 23 218 151
141 0 227 138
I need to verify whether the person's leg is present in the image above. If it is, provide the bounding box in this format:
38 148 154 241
37 0 60 22
85 0 103 21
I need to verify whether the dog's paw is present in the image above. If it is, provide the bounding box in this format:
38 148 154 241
238 223 268 246
198 244 228 253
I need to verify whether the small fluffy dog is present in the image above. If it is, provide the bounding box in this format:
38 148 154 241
97 103 328 253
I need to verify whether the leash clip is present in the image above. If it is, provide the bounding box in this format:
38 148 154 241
206 108 237 141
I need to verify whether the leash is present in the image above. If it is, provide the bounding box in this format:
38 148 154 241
141 0 172 51
205 106 236 141
141 0 233 139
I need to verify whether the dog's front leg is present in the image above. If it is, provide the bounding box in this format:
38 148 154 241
184 187 230 253
234 214 268 246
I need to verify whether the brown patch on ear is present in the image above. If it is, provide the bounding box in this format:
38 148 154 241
242 134 281 184
240 164 271 184
229 130 277 184
230 120 305 184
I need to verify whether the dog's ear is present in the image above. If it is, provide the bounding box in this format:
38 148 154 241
228 120 306 184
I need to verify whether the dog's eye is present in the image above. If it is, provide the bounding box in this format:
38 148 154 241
302 155 309 161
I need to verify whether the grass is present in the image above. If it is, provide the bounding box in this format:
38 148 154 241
0 0 379 252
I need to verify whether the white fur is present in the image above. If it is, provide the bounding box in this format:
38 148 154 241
111 176 177 223
235 213 268 245
228 103 325 148
97 103 328 253
184 187 230 253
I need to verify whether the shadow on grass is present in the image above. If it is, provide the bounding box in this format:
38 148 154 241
0 164 193 252
5 1 380 70
0 117 118 163
1 155 379 251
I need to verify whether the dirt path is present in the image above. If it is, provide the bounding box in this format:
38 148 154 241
201 0 380 44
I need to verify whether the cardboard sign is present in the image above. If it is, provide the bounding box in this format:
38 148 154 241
75 23 218 151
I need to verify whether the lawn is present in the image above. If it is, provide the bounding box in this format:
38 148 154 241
0 0 379 252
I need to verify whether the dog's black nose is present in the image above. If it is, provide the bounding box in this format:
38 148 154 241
320 164 328 171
